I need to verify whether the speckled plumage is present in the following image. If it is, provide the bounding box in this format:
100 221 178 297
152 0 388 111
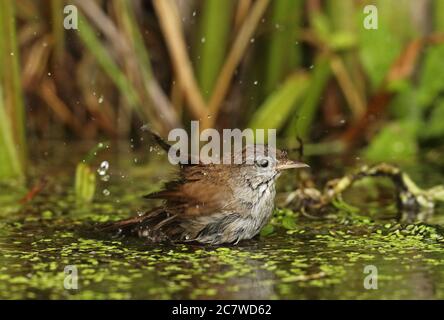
102 136 308 245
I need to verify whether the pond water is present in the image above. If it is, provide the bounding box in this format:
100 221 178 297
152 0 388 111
1 144 443 299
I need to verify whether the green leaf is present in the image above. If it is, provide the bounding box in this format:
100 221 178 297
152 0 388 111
260 224 275 237
421 98 444 139
417 45 444 108
282 216 297 230
358 0 415 90
264 0 303 94
311 13 331 42
363 121 418 164
388 84 421 121
0 87 22 179
0 1 25 180
286 57 331 139
328 32 356 51
196 0 234 99
77 14 142 116
249 72 309 132
75 163 96 203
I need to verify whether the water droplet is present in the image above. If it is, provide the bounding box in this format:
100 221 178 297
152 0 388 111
192 11 196 17
250 38 255 43
47 72 51 76
201 37 206 43
102 175 110 182
10 52 14 56
97 161 109 176
98 95 104 104
103 189 110 196
254 80 258 85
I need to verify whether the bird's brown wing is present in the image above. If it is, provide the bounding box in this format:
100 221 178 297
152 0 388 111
144 165 237 217
101 165 241 242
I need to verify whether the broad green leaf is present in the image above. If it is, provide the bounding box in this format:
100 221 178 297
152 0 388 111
417 45 444 108
363 121 418 164
358 0 415 90
196 0 234 99
249 72 309 132
260 224 275 237
75 163 96 203
286 57 331 139
265 0 303 94
421 98 444 139
282 216 297 230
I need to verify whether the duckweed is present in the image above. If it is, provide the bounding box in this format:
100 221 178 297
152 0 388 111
1 167 444 299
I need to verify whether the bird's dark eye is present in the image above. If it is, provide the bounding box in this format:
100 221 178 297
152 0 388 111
256 158 269 168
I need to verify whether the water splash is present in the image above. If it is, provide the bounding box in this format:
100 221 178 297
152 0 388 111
97 161 109 176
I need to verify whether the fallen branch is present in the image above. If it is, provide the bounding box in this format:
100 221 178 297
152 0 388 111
285 163 444 222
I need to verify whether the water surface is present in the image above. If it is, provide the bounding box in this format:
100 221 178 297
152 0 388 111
1 145 443 299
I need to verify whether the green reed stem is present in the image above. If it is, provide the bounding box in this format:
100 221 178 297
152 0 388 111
0 1 26 180
196 0 234 99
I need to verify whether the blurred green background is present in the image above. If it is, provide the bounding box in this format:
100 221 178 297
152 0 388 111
1 0 444 181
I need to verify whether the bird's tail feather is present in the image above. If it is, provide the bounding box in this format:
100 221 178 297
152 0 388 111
99 208 183 242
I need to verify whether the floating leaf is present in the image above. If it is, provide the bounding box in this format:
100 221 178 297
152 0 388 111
282 216 297 230
260 224 275 237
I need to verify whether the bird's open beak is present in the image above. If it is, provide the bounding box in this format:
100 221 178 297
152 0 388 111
276 160 309 171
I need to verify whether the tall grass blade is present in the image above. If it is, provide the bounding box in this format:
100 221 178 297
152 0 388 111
77 14 142 115
0 88 23 179
0 1 26 179
286 57 331 140
265 0 303 94
196 0 234 99
249 72 309 132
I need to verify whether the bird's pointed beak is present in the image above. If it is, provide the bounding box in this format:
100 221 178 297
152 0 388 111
276 160 309 171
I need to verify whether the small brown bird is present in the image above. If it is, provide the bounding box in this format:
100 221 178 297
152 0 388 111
103 133 309 245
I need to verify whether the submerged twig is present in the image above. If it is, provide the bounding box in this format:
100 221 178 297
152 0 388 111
285 163 444 222
19 177 48 204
